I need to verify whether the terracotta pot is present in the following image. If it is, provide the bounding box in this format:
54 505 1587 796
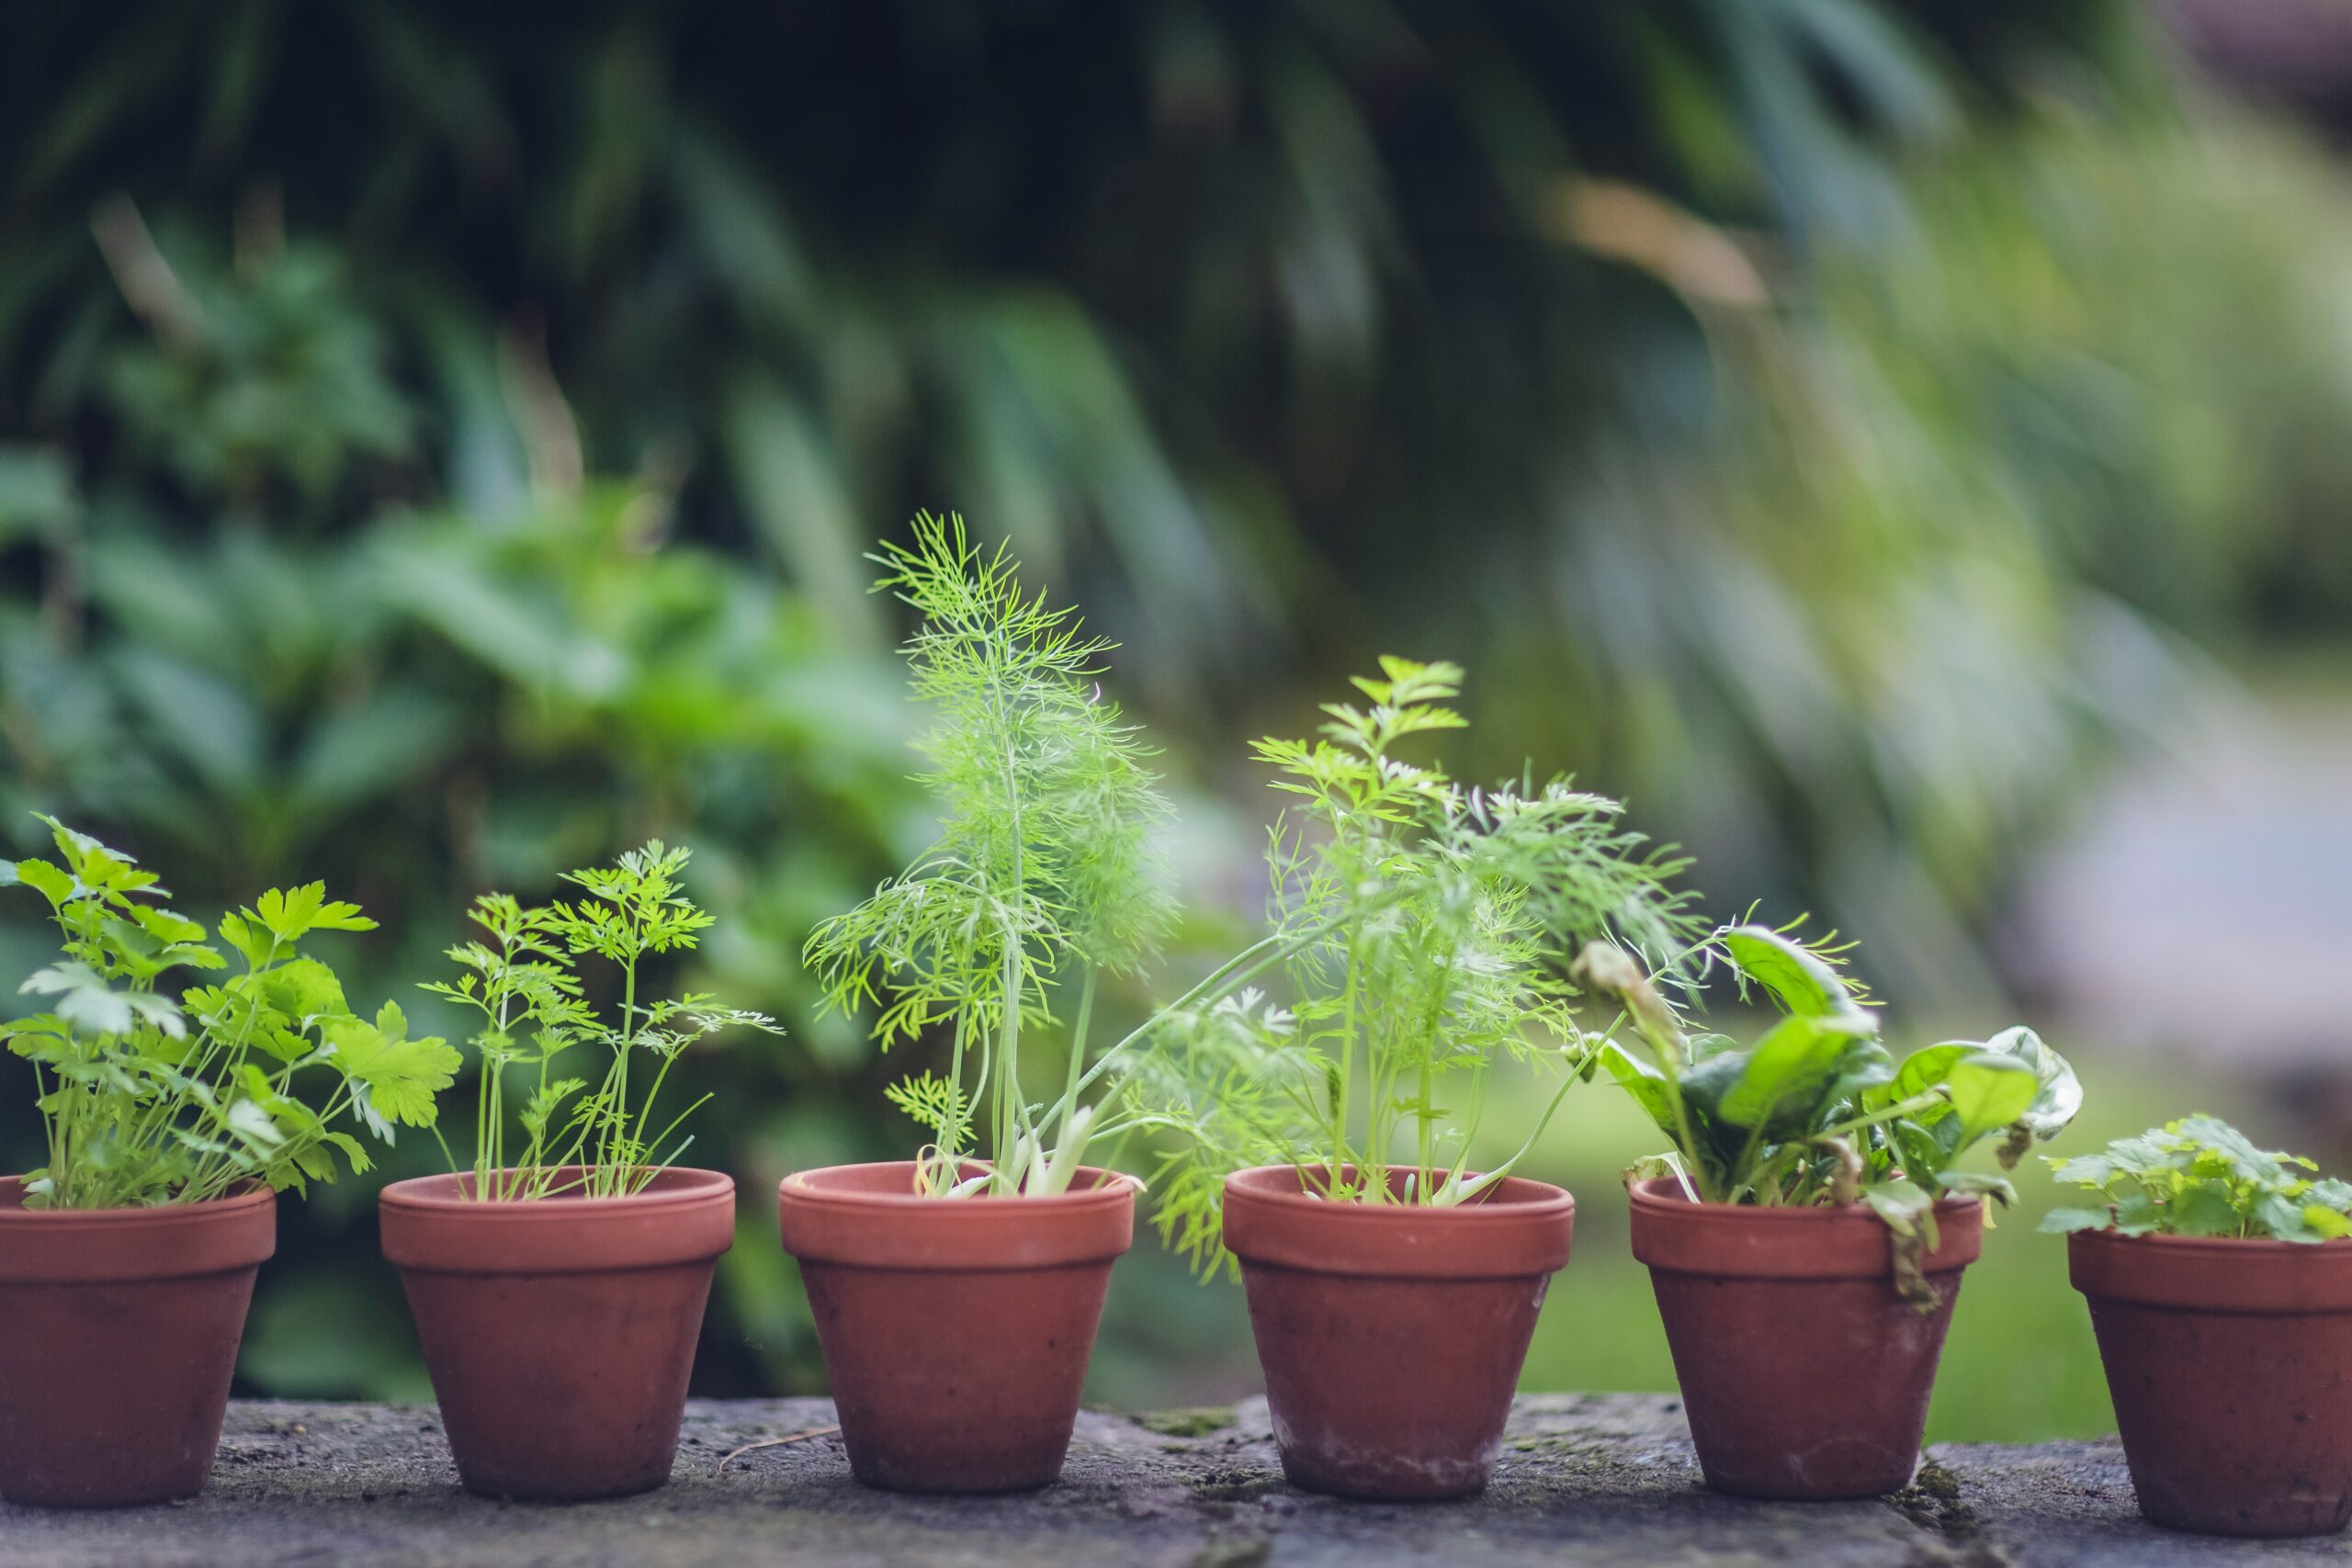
776 1162 1135 1494
1627 1178 1981 1500
2070 1229 2352 1537
1222 1165 1575 1501
0 1177 276 1506
379 1167 733 1501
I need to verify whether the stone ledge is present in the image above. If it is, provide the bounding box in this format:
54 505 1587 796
0 1396 2337 1567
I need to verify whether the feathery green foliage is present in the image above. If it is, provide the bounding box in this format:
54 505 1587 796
806 513 1175 1197
1575 924 2081 1303
2041 1117 2352 1243
421 841 779 1201
1 816 454 1208
1125 659 1704 1272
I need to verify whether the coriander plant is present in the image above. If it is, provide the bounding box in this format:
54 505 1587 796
2041 1116 2352 1243
1 816 457 1209
806 513 1178 1199
1123 658 1703 1272
423 840 778 1202
1574 925 2081 1303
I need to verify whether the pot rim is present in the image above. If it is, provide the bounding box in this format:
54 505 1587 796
380 1165 735 1275
0 1174 277 1282
2067 1224 2352 1314
1626 1176 1983 1279
379 1164 734 1214
777 1160 1137 1271
1221 1163 1575 1280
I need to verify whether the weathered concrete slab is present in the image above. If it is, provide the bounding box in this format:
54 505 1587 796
0 1396 2341 1567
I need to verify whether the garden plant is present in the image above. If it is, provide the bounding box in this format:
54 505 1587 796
379 841 775 1501
0 816 451 1506
1572 927 2079 1499
780 512 1190 1492
2047 1118 2352 1537
1121 658 1699 1499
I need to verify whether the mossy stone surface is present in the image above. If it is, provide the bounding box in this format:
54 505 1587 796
0 1395 2335 1565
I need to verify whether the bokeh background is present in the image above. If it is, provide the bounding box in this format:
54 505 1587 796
4 0 2349 1441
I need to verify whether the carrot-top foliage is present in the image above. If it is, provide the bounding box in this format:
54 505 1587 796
1121 659 1703 1273
2 816 457 1209
422 841 780 1201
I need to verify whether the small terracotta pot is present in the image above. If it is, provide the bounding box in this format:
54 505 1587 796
776 1162 1135 1494
379 1167 734 1501
1222 1165 1575 1501
1627 1178 1981 1500
0 1177 276 1506
2070 1229 2352 1537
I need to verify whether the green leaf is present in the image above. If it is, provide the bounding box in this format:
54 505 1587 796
1598 1040 1680 1142
322 1011 458 1129
1720 925 1868 1024
1940 1055 2038 1144
2167 1182 2245 1238
12 858 75 908
1972 1026 2082 1140
2037 1206 2113 1235
1718 1012 1873 1131
257 958 350 1024
250 884 377 942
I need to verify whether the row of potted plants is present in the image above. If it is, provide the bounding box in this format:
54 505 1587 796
2 513 2345 1539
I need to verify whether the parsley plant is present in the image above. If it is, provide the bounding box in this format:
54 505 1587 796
1 816 456 1209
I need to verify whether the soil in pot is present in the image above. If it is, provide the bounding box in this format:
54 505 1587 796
1221 1164 1575 1501
0 1177 277 1507
379 1166 734 1501
2071 1229 2352 1537
1627 1177 1982 1501
776 1162 1135 1494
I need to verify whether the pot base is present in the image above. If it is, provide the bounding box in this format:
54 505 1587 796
1224 1166 1576 1504
778 1163 1137 1495
380 1168 736 1504
0 1179 277 1508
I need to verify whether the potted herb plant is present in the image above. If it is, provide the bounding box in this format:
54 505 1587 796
2044 1116 2352 1537
1123 659 1701 1501
786 513 1180 1495
379 841 775 1501
0 817 453 1506
1575 931 2079 1500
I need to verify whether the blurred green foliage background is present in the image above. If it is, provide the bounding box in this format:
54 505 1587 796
4 1 2349 1438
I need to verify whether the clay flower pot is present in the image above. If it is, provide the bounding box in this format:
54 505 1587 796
776 1162 1136 1494
2070 1229 2352 1537
1627 1178 1981 1499
0 1176 276 1507
379 1166 734 1501
1222 1165 1575 1501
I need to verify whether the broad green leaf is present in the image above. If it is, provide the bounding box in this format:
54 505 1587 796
1973 1026 2082 1140
1720 925 1869 1025
1718 1012 1873 1130
2037 1206 2113 1235
1861 1177 1934 1235
1599 1041 1680 1141
1940 1055 2037 1144
1877 1043 1971 1110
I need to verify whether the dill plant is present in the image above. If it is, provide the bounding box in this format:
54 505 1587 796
806 513 1176 1199
422 840 778 1201
1122 658 1703 1270
1 816 457 1209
